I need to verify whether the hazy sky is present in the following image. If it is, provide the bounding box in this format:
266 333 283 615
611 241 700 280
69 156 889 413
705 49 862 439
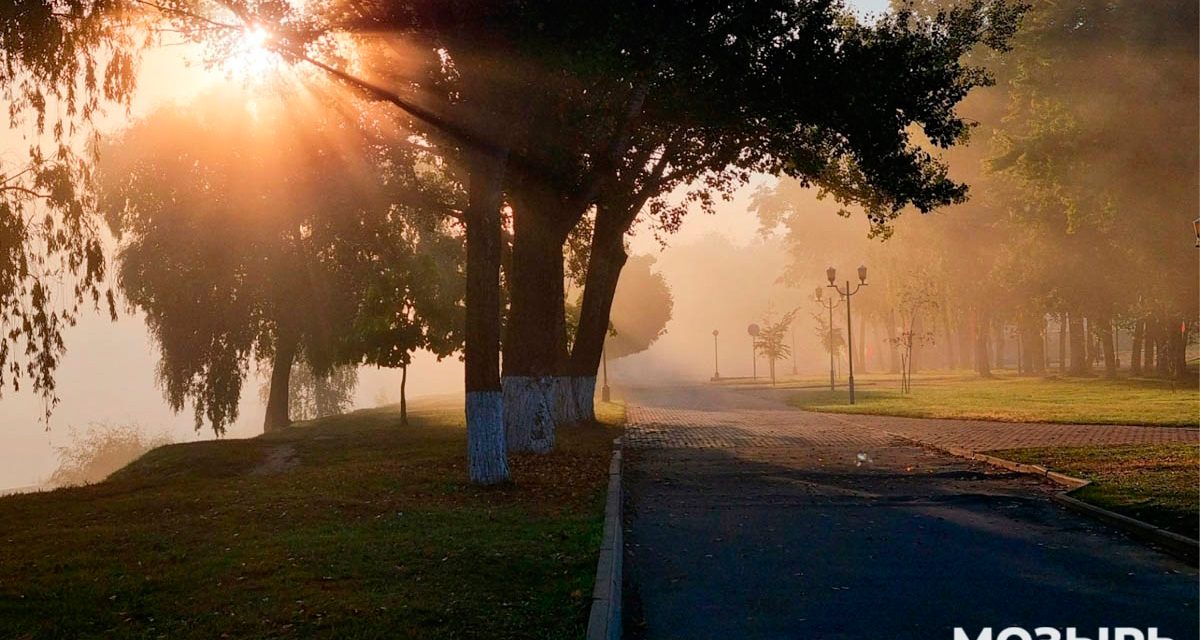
0 0 893 489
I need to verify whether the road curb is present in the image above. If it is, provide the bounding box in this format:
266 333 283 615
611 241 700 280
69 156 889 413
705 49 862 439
586 437 623 640
1050 493 1199 564
926 439 1196 565
816 412 1198 565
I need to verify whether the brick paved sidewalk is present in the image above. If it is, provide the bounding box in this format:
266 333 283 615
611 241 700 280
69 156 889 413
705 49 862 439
624 385 1198 452
812 410 1199 452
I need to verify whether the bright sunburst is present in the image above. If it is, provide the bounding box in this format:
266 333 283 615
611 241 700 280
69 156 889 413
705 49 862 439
225 25 279 81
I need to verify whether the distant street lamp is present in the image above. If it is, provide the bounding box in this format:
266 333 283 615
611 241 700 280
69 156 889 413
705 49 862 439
815 286 842 391
747 323 760 381
712 329 721 381
827 265 868 404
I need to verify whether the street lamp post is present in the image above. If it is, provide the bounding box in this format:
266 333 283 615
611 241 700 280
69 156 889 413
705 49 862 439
712 329 721 380
815 286 842 391
827 265 868 404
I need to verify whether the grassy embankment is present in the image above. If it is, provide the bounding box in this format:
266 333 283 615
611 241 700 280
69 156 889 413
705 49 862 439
0 398 625 639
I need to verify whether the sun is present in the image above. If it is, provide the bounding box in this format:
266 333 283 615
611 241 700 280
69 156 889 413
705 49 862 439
225 25 279 81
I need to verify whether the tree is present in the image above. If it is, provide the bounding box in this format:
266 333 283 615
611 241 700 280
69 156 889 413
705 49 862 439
564 0 1028 423
258 363 358 423
100 87 451 434
888 273 940 393
4 0 1029 483
605 255 674 360
49 422 172 487
754 310 798 386
811 312 846 371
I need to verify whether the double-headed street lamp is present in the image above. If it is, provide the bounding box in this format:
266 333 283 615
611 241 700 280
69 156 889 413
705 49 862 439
827 265 868 404
814 287 842 391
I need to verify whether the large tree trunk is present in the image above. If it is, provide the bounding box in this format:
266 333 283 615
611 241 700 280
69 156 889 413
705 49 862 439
264 329 298 433
1067 312 1089 376
910 315 924 375
503 187 573 453
1130 319 1144 376
568 208 629 422
992 321 1007 371
1057 314 1067 374
1143 320 1157 373
1032 314 1047 374
399 364 408 427
1097 315 1117 378
1154 319 1171 377
1170 319 1189 380
465 150 510 485
1082 316 1093 368
941 303 957 370
958 316 974 371
1017 316 1032 375
973 308 992 378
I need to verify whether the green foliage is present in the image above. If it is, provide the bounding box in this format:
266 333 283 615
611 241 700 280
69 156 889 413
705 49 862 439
754 310 797 363
100 87 461 433
754 309 798 384
759 1 1197 380
4 0 1031 421
0 0 140 416
606 255 673 360
811 311 846 359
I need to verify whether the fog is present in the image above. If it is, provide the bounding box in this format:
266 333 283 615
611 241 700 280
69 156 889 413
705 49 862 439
2 0 1196 491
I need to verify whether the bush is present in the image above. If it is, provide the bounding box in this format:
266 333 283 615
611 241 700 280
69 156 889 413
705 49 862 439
49 423 173 487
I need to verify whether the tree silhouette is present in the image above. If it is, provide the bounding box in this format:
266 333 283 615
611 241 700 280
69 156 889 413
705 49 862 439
606 255 674 360
754 310 798 386
100 87 455 433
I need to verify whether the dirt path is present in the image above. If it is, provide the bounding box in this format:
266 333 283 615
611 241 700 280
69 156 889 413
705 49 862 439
622 385 1198 640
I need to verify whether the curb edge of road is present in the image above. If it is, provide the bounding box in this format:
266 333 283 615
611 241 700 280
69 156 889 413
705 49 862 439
816 411 1198 565
586 436 624 640
937 443 1198 566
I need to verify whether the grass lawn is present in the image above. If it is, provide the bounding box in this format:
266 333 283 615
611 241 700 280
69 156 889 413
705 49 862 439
786 372 1199 427
0 398 624 639
996 444 1200 540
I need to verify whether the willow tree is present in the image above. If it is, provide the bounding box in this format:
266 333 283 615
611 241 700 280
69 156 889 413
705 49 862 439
100 86 456 433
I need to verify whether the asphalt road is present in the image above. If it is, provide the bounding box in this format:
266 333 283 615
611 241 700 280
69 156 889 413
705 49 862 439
621 385 1198 640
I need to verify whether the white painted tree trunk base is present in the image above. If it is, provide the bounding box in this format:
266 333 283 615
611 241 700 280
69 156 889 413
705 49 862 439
550 376 580 426
466 391 510 484
571 376 597 423
502 376 556 453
